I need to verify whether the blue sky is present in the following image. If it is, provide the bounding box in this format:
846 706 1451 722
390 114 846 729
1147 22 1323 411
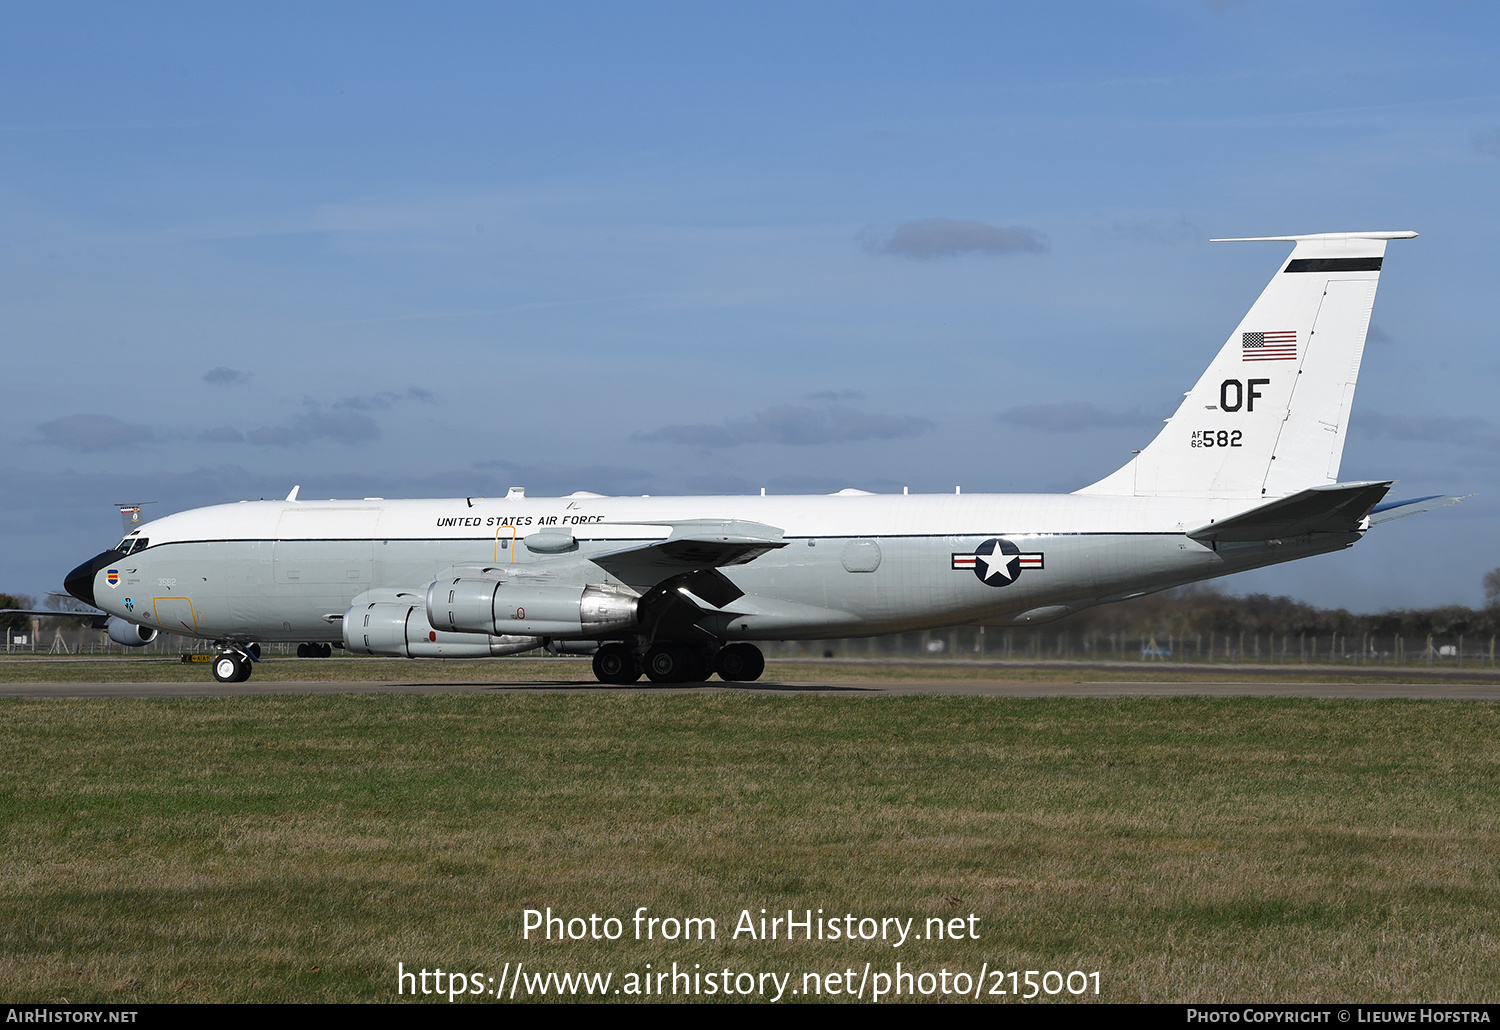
2 2 1497 610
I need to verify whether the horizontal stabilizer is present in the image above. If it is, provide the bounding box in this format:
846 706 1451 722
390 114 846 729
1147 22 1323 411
1210 230 1418 243
593 519 788 571
1188 481 1392 543
1367 494 1468 525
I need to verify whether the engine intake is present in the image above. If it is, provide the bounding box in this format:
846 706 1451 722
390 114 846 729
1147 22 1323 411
106 616 159 648
427 578 639 638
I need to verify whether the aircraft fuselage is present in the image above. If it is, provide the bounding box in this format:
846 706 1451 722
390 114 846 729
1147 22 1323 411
74 491 1354 644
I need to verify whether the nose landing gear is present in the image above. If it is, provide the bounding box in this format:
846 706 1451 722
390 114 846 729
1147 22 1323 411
211 648 254 683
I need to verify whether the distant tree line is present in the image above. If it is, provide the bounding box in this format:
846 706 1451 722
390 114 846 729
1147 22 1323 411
0 593 35 633
1048 575 1500 641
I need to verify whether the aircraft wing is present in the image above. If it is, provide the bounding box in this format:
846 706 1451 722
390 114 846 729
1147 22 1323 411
0 608 109 628
1188 481 1393 543
0 608 106 618
584 520 789 634
591 519 789 573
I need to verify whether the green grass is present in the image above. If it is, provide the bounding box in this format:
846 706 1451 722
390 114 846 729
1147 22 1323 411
1 695 1498 1002
0 654 591 684
2 653 1495 684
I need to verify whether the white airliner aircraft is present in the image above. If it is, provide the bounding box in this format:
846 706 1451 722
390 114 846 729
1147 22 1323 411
46 230 1459 685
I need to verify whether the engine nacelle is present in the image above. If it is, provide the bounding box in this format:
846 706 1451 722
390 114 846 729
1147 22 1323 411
426 578 639 638
107 616 158 647
343 600 541 658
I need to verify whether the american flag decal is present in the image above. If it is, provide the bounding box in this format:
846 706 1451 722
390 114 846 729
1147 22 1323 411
1242 330 1297 361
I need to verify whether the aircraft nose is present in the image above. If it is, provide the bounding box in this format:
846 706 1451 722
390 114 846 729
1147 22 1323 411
64 550 122 610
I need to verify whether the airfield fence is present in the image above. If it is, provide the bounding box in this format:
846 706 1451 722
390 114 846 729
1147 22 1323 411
762 627 1500 668
11 623 1498 667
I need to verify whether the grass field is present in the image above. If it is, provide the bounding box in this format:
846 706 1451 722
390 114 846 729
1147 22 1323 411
2 692 1498 1003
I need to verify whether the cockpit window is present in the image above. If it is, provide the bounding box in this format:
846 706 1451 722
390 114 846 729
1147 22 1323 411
116 537 149 555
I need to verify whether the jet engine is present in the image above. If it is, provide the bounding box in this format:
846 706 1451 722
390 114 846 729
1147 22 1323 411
106 616 159 647
427 577 639 638
343 598 541 658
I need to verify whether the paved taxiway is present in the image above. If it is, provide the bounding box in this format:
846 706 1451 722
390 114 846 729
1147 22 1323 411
3 680 1499 699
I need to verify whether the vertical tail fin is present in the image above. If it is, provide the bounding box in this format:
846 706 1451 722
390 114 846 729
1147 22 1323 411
1077 230 1416 500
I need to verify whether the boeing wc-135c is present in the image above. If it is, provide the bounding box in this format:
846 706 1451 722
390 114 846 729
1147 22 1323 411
47 230 1463 685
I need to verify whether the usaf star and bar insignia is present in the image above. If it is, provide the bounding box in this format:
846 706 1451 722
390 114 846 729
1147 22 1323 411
951 538 1043 587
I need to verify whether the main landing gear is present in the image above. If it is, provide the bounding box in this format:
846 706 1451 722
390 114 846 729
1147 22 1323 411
592 643 640 684
713 642 765 682
297 642 333 658
591 641 765 685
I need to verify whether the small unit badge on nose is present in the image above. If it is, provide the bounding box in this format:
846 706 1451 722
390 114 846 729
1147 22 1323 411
106 569 119 588
952 538 1044 587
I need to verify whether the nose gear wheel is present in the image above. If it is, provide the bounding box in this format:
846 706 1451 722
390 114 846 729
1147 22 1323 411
212 651 253 683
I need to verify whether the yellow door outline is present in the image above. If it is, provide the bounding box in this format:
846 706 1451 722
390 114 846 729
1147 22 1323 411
494 523 518 563
152 596 199 633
